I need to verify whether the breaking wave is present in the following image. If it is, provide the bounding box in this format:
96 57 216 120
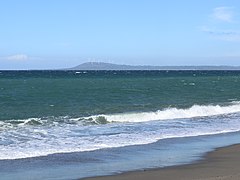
87 102 240 123
2 102 240 129
1 102 240 160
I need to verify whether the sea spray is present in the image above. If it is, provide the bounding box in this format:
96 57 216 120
87 102 240 123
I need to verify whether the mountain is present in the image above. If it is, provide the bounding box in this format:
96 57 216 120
68 62 240 70
69 62 137 70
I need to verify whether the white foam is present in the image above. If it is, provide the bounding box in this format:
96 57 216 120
89 103 240 123
0 124 240 160
1 103 240 160
3 103 240 128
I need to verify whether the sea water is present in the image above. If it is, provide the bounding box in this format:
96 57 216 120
1 70 240 179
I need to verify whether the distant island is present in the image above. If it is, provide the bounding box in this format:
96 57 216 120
67 62 240 70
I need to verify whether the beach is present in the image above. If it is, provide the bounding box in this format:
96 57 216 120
2 0 240 179
85 144 240 180
1 70 240 180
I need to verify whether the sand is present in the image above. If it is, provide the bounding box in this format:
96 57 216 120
84 144 240 180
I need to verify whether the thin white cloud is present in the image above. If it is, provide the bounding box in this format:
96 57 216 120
211 7 235 23
6 54 28 61
201 7 240 42
201 27 240 42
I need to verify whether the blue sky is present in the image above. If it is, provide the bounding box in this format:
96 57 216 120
0 0 240 69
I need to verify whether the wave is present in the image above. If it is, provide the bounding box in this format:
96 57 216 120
1 102 240 160
87 102 240 123
1 102 240 129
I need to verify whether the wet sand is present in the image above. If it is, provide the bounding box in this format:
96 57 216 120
84 144 240 180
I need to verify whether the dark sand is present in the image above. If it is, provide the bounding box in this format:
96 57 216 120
84 144 240 180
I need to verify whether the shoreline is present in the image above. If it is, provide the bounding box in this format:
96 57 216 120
84 143 240 180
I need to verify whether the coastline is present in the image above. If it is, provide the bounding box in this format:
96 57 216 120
84 144 240 180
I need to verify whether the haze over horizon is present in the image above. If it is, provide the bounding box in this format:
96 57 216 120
1 0 240 70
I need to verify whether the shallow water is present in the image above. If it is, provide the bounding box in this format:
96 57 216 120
1 70 240 179
1 132 240 180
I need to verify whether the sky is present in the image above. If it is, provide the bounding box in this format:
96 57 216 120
0 0 240 69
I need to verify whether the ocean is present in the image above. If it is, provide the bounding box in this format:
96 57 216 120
1 70 240 179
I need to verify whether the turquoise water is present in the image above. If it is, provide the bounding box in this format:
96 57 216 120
1 70 240 179
1 70 240 120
